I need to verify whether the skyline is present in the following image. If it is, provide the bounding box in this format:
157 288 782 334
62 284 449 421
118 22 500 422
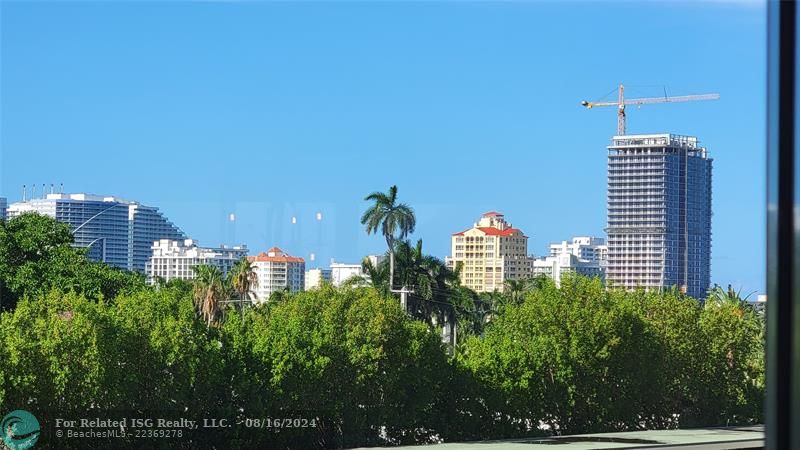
0 2 766 292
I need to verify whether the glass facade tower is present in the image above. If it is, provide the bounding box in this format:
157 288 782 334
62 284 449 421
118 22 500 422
606 134 712 299
7 193 185 272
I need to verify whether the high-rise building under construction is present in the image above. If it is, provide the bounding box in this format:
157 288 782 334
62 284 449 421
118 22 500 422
606 133 712 299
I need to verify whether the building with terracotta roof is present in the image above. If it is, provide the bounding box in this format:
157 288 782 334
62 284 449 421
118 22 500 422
446 212 532 292
247 247 305 302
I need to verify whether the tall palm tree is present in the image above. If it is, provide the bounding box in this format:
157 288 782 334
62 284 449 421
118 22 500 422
192 264 224 327
229 258 258 321
360 185 416 291
392 239 458 326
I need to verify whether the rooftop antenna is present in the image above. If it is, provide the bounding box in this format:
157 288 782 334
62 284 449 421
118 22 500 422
50 183 54 195
22 185 26 202
60 183 64 194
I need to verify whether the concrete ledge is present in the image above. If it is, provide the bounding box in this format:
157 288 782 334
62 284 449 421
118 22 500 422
374 426 764 450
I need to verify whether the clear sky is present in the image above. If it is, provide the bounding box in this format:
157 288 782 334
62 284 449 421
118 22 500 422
0 1 766 293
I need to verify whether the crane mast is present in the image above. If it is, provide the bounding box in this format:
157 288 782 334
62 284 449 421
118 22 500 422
581 84 720 135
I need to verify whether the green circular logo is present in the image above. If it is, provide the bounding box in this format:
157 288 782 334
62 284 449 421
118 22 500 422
1 410 40 449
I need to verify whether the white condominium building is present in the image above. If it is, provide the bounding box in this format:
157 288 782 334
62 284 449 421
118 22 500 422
146 239 247 284
533 236 607 286
549 236 608 265
329 255 385 287
447 211 531 293
305 268 332 290
330 262 364 287
248 247 305 302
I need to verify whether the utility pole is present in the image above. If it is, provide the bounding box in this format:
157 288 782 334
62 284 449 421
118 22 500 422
388 242 414 315
392 285 414 315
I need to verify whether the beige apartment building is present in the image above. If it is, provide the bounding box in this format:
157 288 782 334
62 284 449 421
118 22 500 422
446 212 531 292
247 247 305 303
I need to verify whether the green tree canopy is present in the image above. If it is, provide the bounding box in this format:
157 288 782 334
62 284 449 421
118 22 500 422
0 213 144 309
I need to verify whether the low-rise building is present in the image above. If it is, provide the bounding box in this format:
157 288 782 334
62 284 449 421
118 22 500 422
326 255 386 287
532 236 607 286
305 268 332 290
249 247 305 302
145 239 247 284
549 236 608 265
330 262 364 287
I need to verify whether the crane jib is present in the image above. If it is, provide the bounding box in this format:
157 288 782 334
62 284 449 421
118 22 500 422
581 84 720 135
624 94 721 105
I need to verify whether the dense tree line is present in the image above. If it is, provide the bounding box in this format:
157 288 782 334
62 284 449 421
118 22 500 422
0 206 764 449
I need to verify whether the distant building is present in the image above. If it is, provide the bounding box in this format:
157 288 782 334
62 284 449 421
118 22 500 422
305 268 332 290
8 193 185 272
446 212 531 292
0 197 6 221
330 262 364 287
606 134 712 299
532 236 608 286
533 254 603 287
751 294 767 315
145 239 247 284
365 254 386 269
549 236 608 265
248 247 305 302
327 255 386 287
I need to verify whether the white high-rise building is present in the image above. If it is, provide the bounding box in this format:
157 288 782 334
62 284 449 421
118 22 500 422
305 268 332 290
533 236 607 286
145 239 247 284
248 247 305 302
8 193 185 272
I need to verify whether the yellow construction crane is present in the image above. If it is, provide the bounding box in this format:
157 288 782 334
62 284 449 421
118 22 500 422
581 84 720 135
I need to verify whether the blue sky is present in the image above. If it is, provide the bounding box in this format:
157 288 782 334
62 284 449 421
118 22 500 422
0 1 766 293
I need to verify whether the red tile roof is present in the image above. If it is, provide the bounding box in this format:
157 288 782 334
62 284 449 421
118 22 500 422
482 211 504 217
247 248 304 263
478 227 522 236
452 227 525 237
